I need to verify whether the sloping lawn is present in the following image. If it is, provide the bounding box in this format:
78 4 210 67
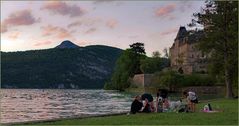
22 99 238 125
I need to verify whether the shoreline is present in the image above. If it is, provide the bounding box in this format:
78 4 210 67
1 112 128 125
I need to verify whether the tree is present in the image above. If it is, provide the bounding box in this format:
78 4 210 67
105 42 147 91
140 55 170 74
189 1 238 98
163 48 169 58
140 57 162 74
129 42 146 74
129 42 146 55
152 51 161 58
152 70 183 92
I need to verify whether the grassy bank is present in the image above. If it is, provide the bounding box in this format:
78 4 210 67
22 99 238 125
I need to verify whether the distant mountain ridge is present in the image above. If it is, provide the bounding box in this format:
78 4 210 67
55 40 80 49
1 41 122 89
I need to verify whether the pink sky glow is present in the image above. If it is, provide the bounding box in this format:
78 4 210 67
1 1 205 56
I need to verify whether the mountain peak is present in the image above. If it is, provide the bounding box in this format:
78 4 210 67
55 40 80 49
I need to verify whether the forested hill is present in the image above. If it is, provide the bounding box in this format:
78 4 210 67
1 43 122 89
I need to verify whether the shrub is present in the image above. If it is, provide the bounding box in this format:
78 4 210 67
152 71 216 91
152 70 183 91
181 74 215 87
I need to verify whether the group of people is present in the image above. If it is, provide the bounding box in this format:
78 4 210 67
130 89 198 114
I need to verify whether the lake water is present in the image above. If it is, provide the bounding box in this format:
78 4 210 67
0 89 134 124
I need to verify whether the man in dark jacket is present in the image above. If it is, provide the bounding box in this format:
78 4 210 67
130 95 143 114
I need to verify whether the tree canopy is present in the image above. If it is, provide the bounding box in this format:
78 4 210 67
189 1 238 98
104 42 147 91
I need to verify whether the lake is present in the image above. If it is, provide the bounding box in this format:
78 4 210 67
0 89 134 124
0 89 223 124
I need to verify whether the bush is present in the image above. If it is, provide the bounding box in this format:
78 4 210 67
152 71 216 91
152 70 183 91
181 74 215 87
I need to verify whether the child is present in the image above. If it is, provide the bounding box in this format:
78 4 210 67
183 91 198 112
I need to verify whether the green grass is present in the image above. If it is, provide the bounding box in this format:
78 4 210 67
22 99 238 125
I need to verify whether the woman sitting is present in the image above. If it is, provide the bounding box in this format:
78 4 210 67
142 98 151 113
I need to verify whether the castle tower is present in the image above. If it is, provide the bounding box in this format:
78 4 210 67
169 27 207 74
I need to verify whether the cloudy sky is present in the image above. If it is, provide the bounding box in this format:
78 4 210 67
1 0 205 56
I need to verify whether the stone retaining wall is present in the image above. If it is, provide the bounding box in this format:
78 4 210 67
131 74 154 87
181 86 225 94
131 74 224 95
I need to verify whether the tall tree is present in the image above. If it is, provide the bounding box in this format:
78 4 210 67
129 42 146 74
105 43 146 91
129 42 146 55
189 1 238 98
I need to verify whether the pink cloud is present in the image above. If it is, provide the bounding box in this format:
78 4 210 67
1 23 8 33
76 40 91 46
57 28 72 39
155 4 176 18
1 9 39 33
84 28 97 34
41 25 58 36
160 28 178 36
41 25 72 39
67 21 82 28
67 18 102 30
8 32 21 40
106 19 118 29
34 40 52 46
93 0 114 4
41 1 85 17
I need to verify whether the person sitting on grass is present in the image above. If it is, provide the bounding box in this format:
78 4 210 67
183 91 198 112
141 93 155 112
156 89 169 112
130 95 143 114
141 98 151 113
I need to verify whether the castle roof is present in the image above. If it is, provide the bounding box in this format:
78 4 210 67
187 30 204 44
174 26 204 44
175 26 187 39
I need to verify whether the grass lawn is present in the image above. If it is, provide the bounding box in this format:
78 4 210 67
22 99 238 125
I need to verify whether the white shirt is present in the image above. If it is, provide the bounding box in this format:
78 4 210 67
187 91 197 100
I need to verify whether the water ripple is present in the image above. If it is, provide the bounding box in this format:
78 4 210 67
0 89 132 123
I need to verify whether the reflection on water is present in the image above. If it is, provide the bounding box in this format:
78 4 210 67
0 89 133 123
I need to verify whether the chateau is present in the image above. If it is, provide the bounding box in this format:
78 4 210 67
169 26 207 74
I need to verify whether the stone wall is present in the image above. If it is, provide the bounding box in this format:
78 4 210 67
131 74 154 87
181 86 225 94
131 74 224 95
132 74 144 87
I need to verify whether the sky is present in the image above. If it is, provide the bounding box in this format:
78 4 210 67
0 0 205 56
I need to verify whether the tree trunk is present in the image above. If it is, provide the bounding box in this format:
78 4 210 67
223 2 234 99
224 67 233 98
223 40 233 98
